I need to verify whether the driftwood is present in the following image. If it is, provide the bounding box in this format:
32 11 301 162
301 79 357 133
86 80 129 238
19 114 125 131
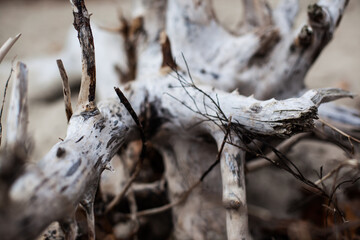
0 0 359 239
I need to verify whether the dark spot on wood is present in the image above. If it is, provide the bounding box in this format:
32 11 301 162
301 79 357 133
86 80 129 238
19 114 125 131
250 103 262 113
298 25 313 48
94 155 104 169
116 113 122 119
56 147 66 158
60 185 68 193
307 4 325 23
106 136 117 148
66 159 82 177
114 120 118 125
75 136 84 143
33 177 49 193
223 199 241 210
249 28 281 66
30 195 38 202
96 142 101 149
21 216 31 226
234 153 243 188
289 43 296 52
112 126 120 132
80 108 100 121
200 68 206 74
94 119 106 132
210 72 219 80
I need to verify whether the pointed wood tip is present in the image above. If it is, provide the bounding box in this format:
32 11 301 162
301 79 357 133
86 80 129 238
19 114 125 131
160 31 177 74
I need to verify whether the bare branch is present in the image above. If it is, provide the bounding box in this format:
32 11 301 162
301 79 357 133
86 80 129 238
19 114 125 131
0 34 21 64
0 61 28 208
6 61 29 148
70 0 96 112
0 67 13 146
56 59 73 122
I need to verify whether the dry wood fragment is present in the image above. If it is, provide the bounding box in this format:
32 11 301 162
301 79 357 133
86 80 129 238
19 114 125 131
70 0 96 112
0 34 21 64
56 59 73 122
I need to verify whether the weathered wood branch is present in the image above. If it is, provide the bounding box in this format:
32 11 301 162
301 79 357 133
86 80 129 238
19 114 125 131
1 100 134 240
56 59 73 122
0 62 28 208
0 33 21 64
70 0 96 112
0 68 351 239
218 139 249 239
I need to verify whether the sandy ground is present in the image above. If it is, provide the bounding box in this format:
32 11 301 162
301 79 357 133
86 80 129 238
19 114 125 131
0 0 359 160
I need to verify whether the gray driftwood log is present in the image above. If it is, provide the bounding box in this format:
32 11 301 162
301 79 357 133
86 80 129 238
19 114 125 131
0 0 358 239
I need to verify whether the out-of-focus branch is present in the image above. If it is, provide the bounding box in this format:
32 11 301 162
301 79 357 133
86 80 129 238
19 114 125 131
0 34 21 64
0 62 28 207
56 59 73 122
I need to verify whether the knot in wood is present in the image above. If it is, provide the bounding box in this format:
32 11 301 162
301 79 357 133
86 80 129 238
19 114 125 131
223 199 242 210
308 4 325 24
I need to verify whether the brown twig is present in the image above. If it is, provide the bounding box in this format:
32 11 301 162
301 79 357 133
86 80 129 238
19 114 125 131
70 0 96 112
160 31 177 73
0 34 21 64
106 87 146 213
56 59 73 122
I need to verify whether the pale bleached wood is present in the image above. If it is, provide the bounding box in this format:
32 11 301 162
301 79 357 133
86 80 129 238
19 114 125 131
6 61 28 148
56 59 73 122
1 100 135 240
0 61 28 208
218 139 249 239
0 51 353 240
0 34 21 64
0 1 357 239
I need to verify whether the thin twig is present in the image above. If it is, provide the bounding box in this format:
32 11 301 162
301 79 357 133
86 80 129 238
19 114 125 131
0 67 13 146
0 34 21 64
318 118 360 145
114 87 145 143
106 87 146 213
56 59 73 122
316 159 359 185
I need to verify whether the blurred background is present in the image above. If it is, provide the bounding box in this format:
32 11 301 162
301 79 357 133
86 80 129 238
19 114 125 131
0 0 359 160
